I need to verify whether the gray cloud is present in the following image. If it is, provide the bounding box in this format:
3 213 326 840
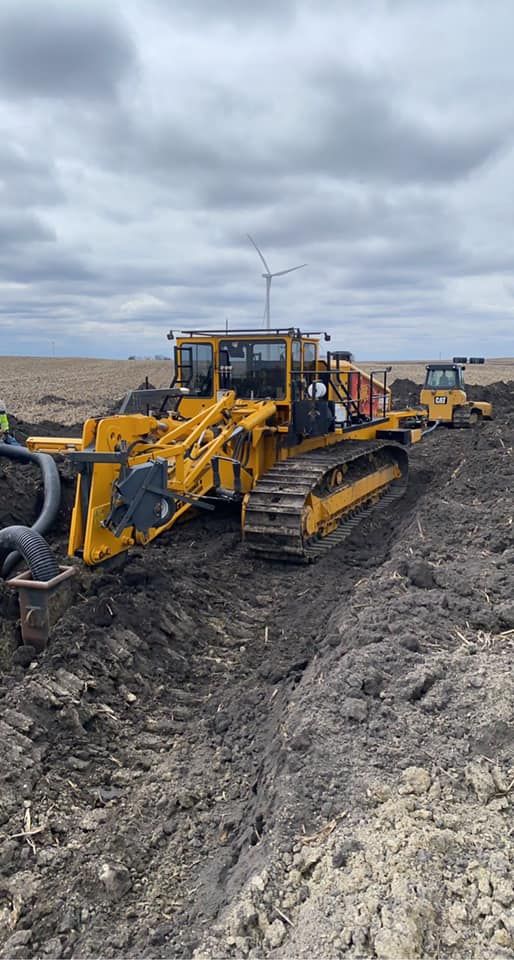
293 64 506 184
0 211 55 248
0 145 64 206
1 0 514 360
0 2 136 100
151 0 297 24
0 249 96 284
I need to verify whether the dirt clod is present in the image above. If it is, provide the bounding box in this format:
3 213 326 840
10 646 37 668
98 863 132 902
398 766 432 795
407 558 436 588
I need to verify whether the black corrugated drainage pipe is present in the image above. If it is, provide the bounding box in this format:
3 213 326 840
0 525 59 581
0 443 61 578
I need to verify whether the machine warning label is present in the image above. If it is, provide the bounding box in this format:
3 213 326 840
435 396 448 404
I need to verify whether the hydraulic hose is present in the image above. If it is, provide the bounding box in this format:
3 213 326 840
0 443 61 578
422 421 440 436
0 525 59 581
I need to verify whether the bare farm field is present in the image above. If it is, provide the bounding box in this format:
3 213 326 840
1 355 513 426
0 357 171 426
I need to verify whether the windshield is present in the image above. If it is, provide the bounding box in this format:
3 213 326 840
219 339 287 399
425 368 460 389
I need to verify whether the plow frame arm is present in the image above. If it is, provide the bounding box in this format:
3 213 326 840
45 393 277 565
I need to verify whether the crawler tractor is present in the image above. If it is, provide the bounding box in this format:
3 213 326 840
28 329 425 565
420 358 493 427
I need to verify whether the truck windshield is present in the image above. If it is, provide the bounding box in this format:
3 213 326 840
425 368 460 389
219 339 287 399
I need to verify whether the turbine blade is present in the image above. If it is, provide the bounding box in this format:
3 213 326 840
271 264 308 277
247 233 271 273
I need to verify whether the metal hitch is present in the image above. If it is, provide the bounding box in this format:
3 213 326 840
7 566 75 651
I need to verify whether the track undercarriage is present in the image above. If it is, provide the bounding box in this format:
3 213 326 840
244 440 408 561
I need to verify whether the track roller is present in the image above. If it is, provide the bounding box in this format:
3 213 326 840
244 440 408 562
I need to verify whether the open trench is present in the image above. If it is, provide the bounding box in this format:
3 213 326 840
0 386 513 959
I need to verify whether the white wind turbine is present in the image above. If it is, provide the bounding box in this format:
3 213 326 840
247 234 307 329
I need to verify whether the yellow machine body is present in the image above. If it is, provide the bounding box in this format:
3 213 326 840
28 329 424 565
420 363 493 427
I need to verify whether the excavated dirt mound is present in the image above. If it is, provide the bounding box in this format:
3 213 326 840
392 377 514 411
467 379 514 408
390 378 421 408
0 460 39 532
0 388 512 959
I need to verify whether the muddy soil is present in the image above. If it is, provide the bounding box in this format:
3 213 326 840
0 383 512 959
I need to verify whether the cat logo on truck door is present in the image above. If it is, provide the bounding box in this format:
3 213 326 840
434 396 448 404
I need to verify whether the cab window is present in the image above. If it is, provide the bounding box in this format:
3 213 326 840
219 339 286 399
425 368 459 389
303 342 317 372
292 340 301 371
177 343 213 396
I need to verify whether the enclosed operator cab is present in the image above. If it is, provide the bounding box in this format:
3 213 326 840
170 328 395 443
175 333 293 415
420 362 492 427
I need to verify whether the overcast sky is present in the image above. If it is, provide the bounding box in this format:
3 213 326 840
0 0 513 360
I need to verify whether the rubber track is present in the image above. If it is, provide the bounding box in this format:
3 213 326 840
452 406 472 428
244 439 408 561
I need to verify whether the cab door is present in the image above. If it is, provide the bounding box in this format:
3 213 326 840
290 340 333 442
175 341 215 416
291 339 302 399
